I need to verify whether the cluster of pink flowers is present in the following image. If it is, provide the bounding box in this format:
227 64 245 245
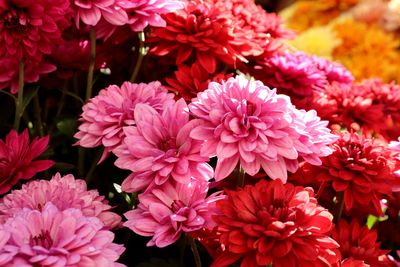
0 171 124 265
2 0 400 266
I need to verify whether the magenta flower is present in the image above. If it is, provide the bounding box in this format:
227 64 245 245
189 75 336 182
75 81 174 161
0 0 71 61
124 179 223 247
255 51 353 98
0 130 54 194
0 203 125 266
114 99 213 192
0 173 121 228
72 0 128 26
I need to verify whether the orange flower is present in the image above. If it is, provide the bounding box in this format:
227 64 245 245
282 0 359 32
332 19 400 82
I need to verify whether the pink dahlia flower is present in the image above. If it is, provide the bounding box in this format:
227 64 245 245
0 57 56 93
0 0 71 61
72 0 128 27
125 0 184 32
75 81 174 161
100 0 184 36
189 75 336 182
114 99 213 192
0 173 121 228
0 203 125 266
124 179 223 247
0 130 54 194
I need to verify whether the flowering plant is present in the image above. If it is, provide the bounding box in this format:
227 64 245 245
0 0 400 266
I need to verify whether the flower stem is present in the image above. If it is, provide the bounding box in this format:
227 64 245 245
188 237 202 267
336 191 345 223
33 94 44 137
86 26 96 101
79 27 96 177
237 166 246 188
13 60 25 131
130 31 146 83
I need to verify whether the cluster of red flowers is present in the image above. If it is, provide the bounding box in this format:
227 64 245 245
1 0 400 266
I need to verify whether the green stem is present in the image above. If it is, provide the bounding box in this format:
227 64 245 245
336 191 345 223
130 31 146 83
237 166 246 188
188 237 201 267
33 94 44 137
13 60 25 131
86 26 96 101
79 27 96 177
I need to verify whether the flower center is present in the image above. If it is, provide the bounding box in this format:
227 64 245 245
30 230 53 249
3 8 28 32
171 200 185 212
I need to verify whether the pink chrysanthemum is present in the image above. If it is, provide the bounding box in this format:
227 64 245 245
123 0 184 32
253 51 353 99
72 0 128 27
0 203 125 266
114 99 213 193
0 130 54 194
75 81 174 160
211 180 339 267
0 0 71 61
189 75 337 182
0 57 56 93
124 179 223 247
0 173 121 228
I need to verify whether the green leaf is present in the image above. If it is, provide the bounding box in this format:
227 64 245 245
22 86 39 112
366 214 378 229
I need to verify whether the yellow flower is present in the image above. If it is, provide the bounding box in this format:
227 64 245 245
281 0 359 32
332 19 400 82
288 26 341 59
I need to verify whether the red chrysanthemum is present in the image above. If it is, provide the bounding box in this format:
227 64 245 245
312 82 385 132
332 219 391 266
165 61 232 101
211 179 339 267
311 79 400 138
0 130 54 194
149 0 247 73
298 132 398 216
0 0 71 61
209 0 294 58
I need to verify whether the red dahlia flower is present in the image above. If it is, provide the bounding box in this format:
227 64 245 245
300 132 398 216
209 0 294 58
311 82 385 132
0 0 71 61
211 179 339 267
333 219 391 266
165 61 232 101
149 0 247 73
0 130 54 194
